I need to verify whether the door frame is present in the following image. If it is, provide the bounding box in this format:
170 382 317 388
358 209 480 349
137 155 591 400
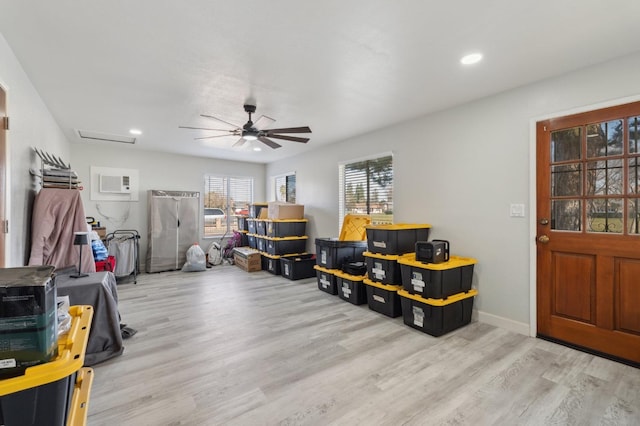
528 93 640 338
0 80 7 268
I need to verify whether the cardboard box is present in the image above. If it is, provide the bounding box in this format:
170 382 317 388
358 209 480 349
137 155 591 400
0 266 58 379
268 202 304 220
92 226 107 239
233 247 261 272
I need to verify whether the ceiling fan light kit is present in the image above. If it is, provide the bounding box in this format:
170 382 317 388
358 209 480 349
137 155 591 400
180 103 312 150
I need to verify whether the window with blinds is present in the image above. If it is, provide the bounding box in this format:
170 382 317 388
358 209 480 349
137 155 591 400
203 176 253 236
339 154 393 229
274 173 296 203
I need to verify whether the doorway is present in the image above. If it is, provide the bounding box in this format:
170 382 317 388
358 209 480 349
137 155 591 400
536 101 640 365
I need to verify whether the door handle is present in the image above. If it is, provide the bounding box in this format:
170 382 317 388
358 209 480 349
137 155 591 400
538 235 550 244
539 218 549 225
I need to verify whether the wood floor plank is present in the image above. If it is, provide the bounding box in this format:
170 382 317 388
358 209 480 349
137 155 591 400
87 266 640 425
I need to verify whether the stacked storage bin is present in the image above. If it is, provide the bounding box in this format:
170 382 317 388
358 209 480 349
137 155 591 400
236 216 250 247
246 203 268 251
261 219 309 276
363 224 431 318
397 253 478 336
314 215 370 295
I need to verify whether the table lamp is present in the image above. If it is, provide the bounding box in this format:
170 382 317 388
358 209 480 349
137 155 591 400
71 232 89 278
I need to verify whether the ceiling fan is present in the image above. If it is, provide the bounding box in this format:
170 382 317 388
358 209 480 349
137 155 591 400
179 104 312 149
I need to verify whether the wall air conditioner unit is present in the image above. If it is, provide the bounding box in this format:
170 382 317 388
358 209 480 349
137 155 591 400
99 174 131 194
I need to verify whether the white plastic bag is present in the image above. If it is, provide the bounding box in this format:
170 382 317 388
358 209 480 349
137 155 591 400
182 243 206 272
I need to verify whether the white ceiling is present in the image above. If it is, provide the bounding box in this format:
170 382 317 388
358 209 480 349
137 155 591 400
2 1 640 164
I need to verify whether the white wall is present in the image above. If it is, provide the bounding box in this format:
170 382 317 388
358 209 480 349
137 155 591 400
267 51 640 332
0 34 71 266
70 143 266 268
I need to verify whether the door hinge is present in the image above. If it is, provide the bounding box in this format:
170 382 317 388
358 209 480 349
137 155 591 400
543 125 547 132
2 117 8 130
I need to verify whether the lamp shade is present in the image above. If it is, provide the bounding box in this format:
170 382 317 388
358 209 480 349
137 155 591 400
73 232 89 246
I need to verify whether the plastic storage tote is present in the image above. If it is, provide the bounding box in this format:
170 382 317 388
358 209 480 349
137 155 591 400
247 234 257 249
237 216 249 232
281 254 316 280
265 236 308 256
255 219 267 236
398 289 477 337
314 265 340 295
315 238 367 270
365 224 431 255
0 305 93 426
265 219 308 237
247 218 257 234
363 278 403 318
398 254 477 299
363 251 402 285
334 270 367 305
249 203 268 218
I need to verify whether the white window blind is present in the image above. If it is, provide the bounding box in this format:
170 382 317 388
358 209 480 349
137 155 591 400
203 176 253 236
339 155 393 230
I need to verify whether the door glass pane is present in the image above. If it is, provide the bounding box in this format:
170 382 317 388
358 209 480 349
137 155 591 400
629 116 640 153
627 199 640 234
586 160 623 195
551 127 581 162
629 158 640 194
552 164 581 196
587 198 623 233
552 199 581 231
586 120 623 158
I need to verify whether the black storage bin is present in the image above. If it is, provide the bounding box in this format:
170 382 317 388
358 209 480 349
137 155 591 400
249 203 268 218
314 265 339 295
335 271 367 305
266 219 307 237
256 235 267 252
247 234 257 249
365 224 431 255
281 254 316 280
265 236 308 256
0 371 76 426
256 219 267 236
262 253 283 275
398 289 477 337
237 216 249 232
315 238 367 270
238 231 249 247
398 254 477 299
247 219 257 234
363 278 402 318
363 251 403 285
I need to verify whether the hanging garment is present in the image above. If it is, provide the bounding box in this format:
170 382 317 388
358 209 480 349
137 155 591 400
108 236 136 278
28 188 96 273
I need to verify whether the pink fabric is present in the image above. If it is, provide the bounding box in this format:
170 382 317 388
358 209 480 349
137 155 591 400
28 188 96 273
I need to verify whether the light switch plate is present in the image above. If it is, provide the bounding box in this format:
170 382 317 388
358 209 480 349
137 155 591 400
510 203 525 217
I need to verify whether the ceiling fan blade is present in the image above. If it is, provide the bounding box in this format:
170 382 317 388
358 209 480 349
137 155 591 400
179 125 234 131
267 134 310 143
264 126 311 134
258 136 282 149
232 137 246 147
194 134 234 140
253 115 276 130
200 114 241 129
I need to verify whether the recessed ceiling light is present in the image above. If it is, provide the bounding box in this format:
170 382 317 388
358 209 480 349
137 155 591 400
129 129 142 135
253 147 261 152
460 53 483 65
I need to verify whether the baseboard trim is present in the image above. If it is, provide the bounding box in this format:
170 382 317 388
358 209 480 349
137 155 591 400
477 310 530 336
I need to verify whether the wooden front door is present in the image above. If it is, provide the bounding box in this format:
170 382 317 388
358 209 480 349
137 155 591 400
537 101 640 365
0 85 6 268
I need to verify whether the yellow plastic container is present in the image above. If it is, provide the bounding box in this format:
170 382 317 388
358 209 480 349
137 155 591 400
363 251 403 284
0 305 94 426
398 254 477 299
363 278 403 317
314 264 340 295
264 235 308 255
265 219 308 237
339 214 371 241
334 270 367 305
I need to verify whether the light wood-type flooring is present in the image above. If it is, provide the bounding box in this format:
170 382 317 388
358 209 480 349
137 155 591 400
88 265 640 425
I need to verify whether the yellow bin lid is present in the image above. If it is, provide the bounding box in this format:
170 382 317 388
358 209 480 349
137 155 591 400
363 251 402 261
339 214 371 241
333 270 366 281
363 277 402 292
364 223 432 230
313 264 340 274
261 251 307 259
398 254 477 270
398 288 478 305
264 219 308 223
264 235 309 241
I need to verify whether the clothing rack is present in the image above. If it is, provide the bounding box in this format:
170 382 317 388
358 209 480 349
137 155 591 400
105 230 140 284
